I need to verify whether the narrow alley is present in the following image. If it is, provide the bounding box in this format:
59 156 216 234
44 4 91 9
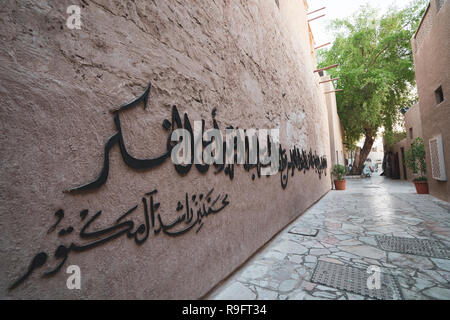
208 176 450 300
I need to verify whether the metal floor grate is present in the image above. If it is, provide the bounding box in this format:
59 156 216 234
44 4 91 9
311 260 403 300
375 235 450 259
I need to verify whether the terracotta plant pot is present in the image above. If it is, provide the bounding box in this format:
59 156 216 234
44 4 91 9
334 180 346 190
413 181 429 194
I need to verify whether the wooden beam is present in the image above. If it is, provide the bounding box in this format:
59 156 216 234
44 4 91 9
314 64 339 73
324 89 343 94
314 42 331 50
319 77 339 84
307 7 326 15
308 14 325 22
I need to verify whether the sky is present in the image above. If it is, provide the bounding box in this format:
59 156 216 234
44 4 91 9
308 0 415 46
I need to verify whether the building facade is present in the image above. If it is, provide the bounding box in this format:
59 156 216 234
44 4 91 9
322 74 346 168
0 0 341 299
389 103 423 181
412 0 450 201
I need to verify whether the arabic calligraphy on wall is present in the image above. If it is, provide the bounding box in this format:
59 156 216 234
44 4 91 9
9 189 229 290
64 82 328 193
9 81 327 290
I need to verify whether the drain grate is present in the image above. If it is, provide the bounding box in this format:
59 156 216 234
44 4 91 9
375 235 450 259
288 226 319 237
311 260 403 300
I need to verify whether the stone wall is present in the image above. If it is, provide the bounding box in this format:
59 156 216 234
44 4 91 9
322 74 345 168
412 0 450 202
0 0 332 299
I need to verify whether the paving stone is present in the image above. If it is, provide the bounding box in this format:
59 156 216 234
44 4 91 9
388 252 434 270
339 239 363 246
301 240 325 248
312 291 336 299
422 270 448 283
359 237 378 246
305 255 317 263
346 293 366 300
363 258 382 266
324 222 342 230
342 223 365 233
215 282 256 300
316 285 338 292
309 248 331 256
287 291 308 300
295 267 308 277
300 280 317 291
255 287 279 300
413 278 434 291
304 262 317 269
437 271 450 282
288 255 303 264
431 258 450 272
340 245 386 259
402 288 427 300
422 287 450 300
264 251 286 261
273 241 308 255
333 251 359 259
288 227 319 237
279 279 298 292
241 265 269 279
318 257 345 265
319 235 341 245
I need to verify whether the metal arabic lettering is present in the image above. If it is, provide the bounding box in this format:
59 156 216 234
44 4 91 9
9 189 229 290
9 81 328 290
64 82 327 192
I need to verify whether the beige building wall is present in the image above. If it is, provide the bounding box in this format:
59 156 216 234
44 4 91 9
322 75 345 167
392 103 424 182
412 0 450 202
390 138 409 181
0 1 333 299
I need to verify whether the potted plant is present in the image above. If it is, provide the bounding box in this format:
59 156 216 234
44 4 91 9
404 137 429 194
332 164 347 190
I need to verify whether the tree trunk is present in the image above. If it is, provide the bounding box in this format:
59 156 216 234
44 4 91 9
350 131 375 175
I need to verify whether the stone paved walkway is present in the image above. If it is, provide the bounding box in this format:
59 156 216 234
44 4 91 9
207 175 450 300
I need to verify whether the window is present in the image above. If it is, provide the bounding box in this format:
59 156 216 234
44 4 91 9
435 86 444 105
409 128 413 139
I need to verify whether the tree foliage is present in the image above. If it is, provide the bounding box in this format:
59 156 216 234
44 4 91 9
318 0 427 173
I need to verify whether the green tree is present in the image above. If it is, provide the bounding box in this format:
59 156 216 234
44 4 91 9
318 0 427 175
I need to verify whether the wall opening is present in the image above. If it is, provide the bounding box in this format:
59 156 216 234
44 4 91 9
435 86 444 105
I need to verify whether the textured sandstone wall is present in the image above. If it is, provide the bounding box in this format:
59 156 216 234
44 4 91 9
0 0 331 299
323 75 345 167
412 0 450 201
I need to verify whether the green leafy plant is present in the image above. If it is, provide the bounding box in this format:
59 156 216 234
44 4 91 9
318 0 428 175
404 137 427 181
332 164 347 181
